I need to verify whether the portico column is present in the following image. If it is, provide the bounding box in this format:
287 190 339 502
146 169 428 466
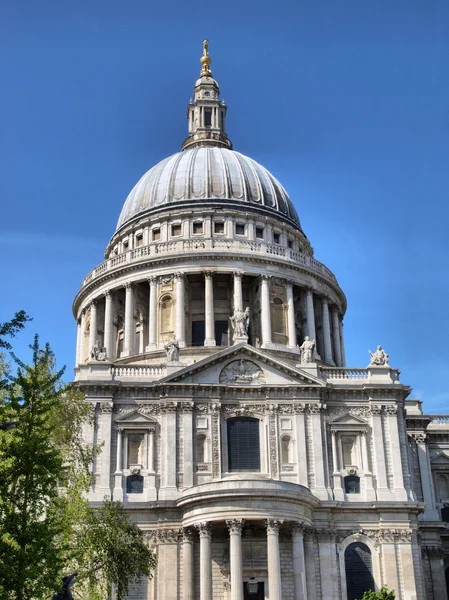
339 319 346 366
415 433 439 520
196 522 212 600
286 281 297 348
182 529 195 600
233 271 243 312
292 523 307 600
104 290 114 359
261 275 272 346
226 519 244 600
123 282 134 357
204 272 215 346
266 519 282 600
321 297 333 364
88 301 98 357
174 273 186 348
305 289 316 340
331 307 342 366
147 277 157 349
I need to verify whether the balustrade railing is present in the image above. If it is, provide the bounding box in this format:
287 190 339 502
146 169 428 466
320 367 369 381
112 365 166 378
428 415 449 427
82 237 338 287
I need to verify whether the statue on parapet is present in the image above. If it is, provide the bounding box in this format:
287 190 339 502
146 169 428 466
368 345 389 366
230 307 250 339
165 334 180 362
298 336 317 363
91 339 107 361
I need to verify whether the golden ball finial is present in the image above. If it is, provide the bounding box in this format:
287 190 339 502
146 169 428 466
200 38 212 77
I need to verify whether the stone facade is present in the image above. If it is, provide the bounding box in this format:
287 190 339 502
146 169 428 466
73 42 449 599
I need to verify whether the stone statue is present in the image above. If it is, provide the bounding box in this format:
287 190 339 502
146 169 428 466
368 345 389 366
230 307 250 338
165 334 180 362
299 336 316 363
91 339 107 361
52 573 77 600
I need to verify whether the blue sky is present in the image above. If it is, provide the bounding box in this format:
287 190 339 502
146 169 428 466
1 0 448 412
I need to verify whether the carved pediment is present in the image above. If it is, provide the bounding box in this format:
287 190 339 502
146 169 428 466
158 344 326 387
430 452 449 465
115 410 156 425
329 412 369 428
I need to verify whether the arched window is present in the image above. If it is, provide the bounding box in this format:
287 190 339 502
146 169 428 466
281 435 291 463
441 507 449 523
196 434 206 463
344 475 360 494
227 417 260 472
126 474 144 494
160 294 174 339
345 542 374 600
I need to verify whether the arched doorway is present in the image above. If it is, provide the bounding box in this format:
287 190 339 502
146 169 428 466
345 542 375 600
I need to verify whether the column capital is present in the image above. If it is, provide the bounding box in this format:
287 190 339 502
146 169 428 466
182 527 196 542
91 298 98 307
226 519 244 535
232 270 243 279
203 270 214 279
124 281 133 290
265 519 283 534
174 271 185 281
260 274 272 282
104 289 111 298
147 276 158 285
195 521 212 538
291 522 306 536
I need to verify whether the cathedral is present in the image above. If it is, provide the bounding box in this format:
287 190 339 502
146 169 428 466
73 41 449 600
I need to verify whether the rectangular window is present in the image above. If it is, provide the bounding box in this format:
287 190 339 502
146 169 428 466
136 235 143 247
152 228 161 241
204 109 212 127
193 221 203 235
255 227 264 239
235 223 245 236
273 232 280 244
214 221 224 234
227 417 260 472
123 240 129 250
171 224 182 237
192 321 205 346
287 239 293 249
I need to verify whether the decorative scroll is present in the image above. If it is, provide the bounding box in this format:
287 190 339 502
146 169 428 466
226 519 244 535
211 403 221 479
268 405 278 478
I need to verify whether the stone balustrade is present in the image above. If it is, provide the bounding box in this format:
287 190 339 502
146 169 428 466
112 365 167 379
427 415 449 428
320 367 369 381
81 238 338 289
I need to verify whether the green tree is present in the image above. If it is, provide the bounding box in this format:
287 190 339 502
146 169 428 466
0 335 156 600
0 310 32 350
361 586 396 600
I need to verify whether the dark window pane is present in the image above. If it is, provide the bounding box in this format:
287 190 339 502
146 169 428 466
442 507 449 522
345 542 374 600
345 475 360 494
227 417 260 472
126 474 144 494
214 222 224 234
204 109 212 126
255 227 264 239
236 223 245 235
215 321 228 346
192 321 205 346
273 233 280 244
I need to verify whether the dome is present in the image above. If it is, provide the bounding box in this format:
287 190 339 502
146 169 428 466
116 147 301 231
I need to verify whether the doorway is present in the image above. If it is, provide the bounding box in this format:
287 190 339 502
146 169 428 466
244 581 264 600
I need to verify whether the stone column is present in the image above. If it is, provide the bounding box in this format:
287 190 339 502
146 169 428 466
197 522 212 600
321 297 333 364
266 519 282 600
147 277 157 349
79 310 86 363
331 430 343 500
233 271 243 312
88 301 98 357
294 405 308 487
226 519 244 600
415 433 439 520
339 319 346 366
204 272 215 346
331 307 342 366
75 318 81 366
385 405 407 500
97 402 113 499
113 427 123 501
304 529 316 599
318 531 338 598
182 529 195 600
310 405 328 499
292 524 307 600
361 430 375 500
182 403 194 489
370 405 390 500
104 291 114 359
260 275 272 346
174 273 186 348
123 282 134 357
286 281 297 348
305 289 316 341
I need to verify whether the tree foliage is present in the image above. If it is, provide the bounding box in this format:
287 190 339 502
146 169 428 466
0 310 32 350
361 586 396 600
0 334 155 600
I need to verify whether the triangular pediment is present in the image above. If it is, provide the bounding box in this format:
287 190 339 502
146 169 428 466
329 412 368 426
158 344 326 386
430 452 449 464
115 410 156 424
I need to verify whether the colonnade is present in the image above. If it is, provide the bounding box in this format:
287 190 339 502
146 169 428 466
76 271 345 366
182 519 307 600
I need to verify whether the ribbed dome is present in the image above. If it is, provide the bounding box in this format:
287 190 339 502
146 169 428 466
116 147 301 231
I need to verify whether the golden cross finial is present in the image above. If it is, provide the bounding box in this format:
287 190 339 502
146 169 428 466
200 38 212 77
